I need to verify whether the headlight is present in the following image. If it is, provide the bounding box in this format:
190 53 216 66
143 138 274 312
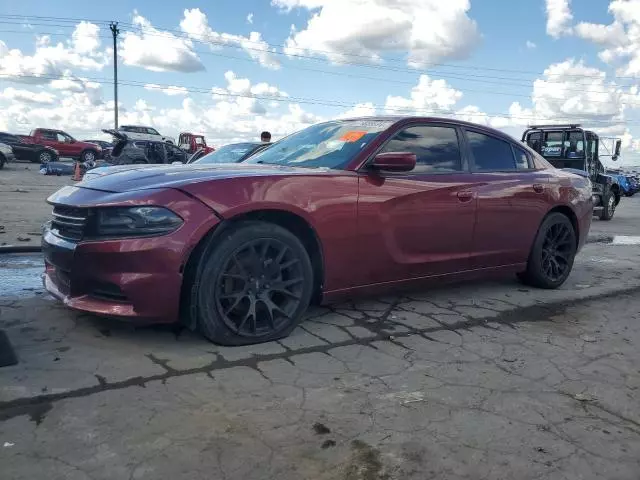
94 207 183 237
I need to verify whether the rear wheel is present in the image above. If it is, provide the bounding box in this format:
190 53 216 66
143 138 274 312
599 191 616 220
191 221 314 345
518 212 577 289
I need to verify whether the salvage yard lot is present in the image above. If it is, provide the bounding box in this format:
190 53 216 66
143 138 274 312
1 161 640 479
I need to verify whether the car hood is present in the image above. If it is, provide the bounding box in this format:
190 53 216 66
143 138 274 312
78 163 334 193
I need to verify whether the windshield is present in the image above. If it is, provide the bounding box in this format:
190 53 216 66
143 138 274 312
192 143 258 164
245 119 394 169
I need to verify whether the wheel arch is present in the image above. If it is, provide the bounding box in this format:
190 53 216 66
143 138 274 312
545 205 580 249
179 208 325 328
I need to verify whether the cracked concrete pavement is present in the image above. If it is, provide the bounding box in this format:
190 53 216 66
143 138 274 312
1 198 640 479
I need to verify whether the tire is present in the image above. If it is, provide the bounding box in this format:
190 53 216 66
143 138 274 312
35 149 54 163
518 212 577 289
0 154 5 170
81 150 97 163
190 221 314 345
599 191 616 221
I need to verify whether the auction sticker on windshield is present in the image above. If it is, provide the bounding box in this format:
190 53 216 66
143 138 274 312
340 131 367 142
348 120 394 131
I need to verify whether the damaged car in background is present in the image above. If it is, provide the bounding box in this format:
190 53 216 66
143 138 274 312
43 117 593 346
82 141 272 181
103 129 188 165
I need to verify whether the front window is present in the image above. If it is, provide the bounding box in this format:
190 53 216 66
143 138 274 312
193 143 259 165
146 128 160 135
245 119 394 169
194 137 204 145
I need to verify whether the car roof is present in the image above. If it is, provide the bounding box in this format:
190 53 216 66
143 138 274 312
334 116 520 143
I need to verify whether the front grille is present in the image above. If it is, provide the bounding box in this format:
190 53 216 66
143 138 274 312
51 205 89 241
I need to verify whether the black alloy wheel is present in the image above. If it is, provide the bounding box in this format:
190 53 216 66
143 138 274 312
216 238 304 337
540 222 574 282
193 221 314 345
518 212 577 289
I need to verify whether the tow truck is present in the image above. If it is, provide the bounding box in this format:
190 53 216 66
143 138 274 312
522 124 622 220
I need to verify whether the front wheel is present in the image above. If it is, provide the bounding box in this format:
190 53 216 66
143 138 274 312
518 212 577 289
0 154 5 169
599 191 616 221
191 221 314 345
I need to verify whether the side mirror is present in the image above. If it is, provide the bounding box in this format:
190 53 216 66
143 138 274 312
371 152 416 172
613 139 621 161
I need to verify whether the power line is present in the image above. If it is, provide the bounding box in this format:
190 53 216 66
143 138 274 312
0 23 630 99
2 13 639 82
0 71 634 127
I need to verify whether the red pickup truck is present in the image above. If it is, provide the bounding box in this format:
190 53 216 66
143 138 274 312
24 128 102 162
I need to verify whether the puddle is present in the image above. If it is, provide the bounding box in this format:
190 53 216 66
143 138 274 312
589 235 640 246
611 235 640 246
0 254 45 298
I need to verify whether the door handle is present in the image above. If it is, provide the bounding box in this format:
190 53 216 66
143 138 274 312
457 191 474 202
533 184 545 193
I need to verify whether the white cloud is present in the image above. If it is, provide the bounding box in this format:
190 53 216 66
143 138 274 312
120 12 205 72
276 0 480 67
0 87 56 105
72 21 102 55
572 0 640 76
144 84 190 96
385 75 463 115
546 0 573 38
526 40 537 49
507 59 625 128
247 13 254 24
180 8 280 69
0 22 108 84
335 102 377 119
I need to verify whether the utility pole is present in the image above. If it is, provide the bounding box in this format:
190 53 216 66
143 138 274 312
109 22 120 129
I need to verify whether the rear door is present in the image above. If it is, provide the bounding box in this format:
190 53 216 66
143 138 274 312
357 123 478 285
463 128 552 268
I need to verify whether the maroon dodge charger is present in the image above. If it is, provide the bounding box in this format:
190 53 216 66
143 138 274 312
43 117 593 345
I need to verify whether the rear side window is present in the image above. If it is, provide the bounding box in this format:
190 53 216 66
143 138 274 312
466 131 516 171
39 130 57 140
513 146 531 170
380 125 462 173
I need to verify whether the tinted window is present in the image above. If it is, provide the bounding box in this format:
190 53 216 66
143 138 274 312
564 131 584 158
466 131 516 171
513 146 531 170
380 125 462 173
542 132 563 157
40 130 56 140
147 128 159 135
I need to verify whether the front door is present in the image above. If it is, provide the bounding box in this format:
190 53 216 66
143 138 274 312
356 123 477 286
462 128 552 268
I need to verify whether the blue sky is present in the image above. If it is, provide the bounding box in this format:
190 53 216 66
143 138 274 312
1 0 640 165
